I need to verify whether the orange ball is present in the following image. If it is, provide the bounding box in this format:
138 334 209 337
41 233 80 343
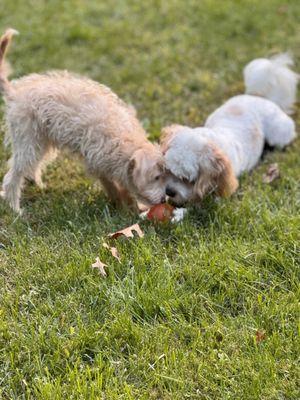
146 203 175 222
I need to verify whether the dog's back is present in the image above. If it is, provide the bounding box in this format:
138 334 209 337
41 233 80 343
7 71 146 153
205 95 296 174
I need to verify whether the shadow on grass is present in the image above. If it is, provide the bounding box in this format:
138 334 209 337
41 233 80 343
0 146 236 244
0 184 138 240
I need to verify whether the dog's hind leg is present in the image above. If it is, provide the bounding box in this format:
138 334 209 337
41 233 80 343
1 139 52 213
30 147 58 189
264 111 297 148
1 161 25 213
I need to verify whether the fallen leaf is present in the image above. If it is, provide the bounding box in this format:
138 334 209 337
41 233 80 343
147 203 175 222
255 330 266 343
91 257 107 277
103 242 121 262
108 223 144 239
262 163 280 183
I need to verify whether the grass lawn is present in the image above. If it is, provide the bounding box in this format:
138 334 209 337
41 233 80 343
0 0 299 398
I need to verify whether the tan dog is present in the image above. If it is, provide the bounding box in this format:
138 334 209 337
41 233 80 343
0 29 166 214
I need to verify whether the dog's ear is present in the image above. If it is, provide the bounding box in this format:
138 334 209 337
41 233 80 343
214 147 239 197
128 149 148 186
160 124 187 153
193 143 238 199
128 150 141 178
128 156 136 177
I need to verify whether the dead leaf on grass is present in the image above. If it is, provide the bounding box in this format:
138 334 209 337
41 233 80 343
103 242 121 262
108 223 144 240
91 257 107 277
262 163 280 184
255 330 266 343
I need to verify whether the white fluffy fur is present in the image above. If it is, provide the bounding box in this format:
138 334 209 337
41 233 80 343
244 53 299 114
165 129 216 182
205 95 296 173
0 29 166 213
162 55 298 205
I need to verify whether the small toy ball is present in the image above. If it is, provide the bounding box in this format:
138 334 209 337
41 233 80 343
146 203 175 222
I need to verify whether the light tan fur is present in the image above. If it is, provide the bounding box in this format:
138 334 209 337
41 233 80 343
194 143 238 199
0 29 166 213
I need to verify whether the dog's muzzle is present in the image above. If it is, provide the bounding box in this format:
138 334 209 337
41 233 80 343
166 187 177 198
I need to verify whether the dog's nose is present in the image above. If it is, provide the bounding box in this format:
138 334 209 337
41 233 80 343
160 196 166 203
166 187 177 198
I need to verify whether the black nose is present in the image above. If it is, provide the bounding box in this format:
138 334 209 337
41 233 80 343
166 187 177 197
160 196 166 203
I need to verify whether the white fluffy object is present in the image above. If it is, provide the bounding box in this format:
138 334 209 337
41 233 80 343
243 53 299 114
164 128 214 182
171 207 188 223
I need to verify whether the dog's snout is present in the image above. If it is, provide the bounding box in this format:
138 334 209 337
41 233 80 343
160 196 166 203
166 187 177 198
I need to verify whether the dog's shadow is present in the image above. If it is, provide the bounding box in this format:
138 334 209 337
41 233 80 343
0 180 226 249
0 180 139 240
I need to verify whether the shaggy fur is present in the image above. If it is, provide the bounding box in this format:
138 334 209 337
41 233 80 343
0 29 166 213
162 55 298 205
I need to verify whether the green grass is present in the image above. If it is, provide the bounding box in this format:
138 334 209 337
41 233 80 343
0 0 300 398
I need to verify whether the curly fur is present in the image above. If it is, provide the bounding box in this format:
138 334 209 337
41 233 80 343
0 29 166 213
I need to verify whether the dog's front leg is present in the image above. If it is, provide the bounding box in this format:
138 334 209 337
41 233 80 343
99 177 136 209
99 177 121 205
115 184 136 209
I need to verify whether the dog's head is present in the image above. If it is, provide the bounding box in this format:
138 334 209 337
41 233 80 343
161 126 238 205
128 145 166 205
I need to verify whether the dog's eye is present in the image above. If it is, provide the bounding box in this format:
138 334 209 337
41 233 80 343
183 177 196 184
154 175 161 181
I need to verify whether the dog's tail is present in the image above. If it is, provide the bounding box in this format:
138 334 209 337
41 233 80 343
0 28 18 97
243 53 299 114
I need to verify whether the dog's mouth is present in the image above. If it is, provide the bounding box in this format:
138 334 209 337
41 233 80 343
136 194 165 207
166 196 186 207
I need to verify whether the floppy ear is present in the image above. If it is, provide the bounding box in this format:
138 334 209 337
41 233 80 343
160 124 188 153
194 143 238 199
214 147 239 197
128 149 144 182
128 156 136 177
129 149 157 188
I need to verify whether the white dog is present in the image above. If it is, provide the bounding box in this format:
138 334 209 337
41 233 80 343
0 29 166 213
161 54 298 205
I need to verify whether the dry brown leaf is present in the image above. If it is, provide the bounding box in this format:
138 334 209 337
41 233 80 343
103 242 121 262
91 257 107 277
255 330 266 343
108 223 144 240
262 163 280 184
